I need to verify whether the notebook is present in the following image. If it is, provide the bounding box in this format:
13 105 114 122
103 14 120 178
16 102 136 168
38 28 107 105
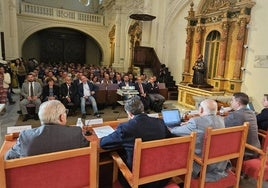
161 109 181 128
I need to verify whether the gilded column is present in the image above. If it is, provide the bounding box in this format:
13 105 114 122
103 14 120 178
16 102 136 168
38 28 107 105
184 27 193 73
217 21 229 78
195 25 204 59
233 17 247 79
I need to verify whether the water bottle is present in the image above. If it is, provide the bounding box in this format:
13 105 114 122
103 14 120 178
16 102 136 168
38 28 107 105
76 118 84 128
219 106 225 116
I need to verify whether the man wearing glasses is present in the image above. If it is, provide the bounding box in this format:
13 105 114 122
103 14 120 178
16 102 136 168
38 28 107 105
5 100 89 160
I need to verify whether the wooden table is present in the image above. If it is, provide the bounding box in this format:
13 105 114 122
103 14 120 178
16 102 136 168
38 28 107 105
0 120 124 188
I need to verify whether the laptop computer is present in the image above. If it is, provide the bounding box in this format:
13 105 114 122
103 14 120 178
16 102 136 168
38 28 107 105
161 109 181 128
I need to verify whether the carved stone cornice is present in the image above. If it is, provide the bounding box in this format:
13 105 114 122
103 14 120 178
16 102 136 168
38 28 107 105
195 0 255 25
201 0 232 14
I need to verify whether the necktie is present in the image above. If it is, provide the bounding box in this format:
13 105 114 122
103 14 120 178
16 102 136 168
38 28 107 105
139 83 144 94
67 84 70 97
30 82 34 97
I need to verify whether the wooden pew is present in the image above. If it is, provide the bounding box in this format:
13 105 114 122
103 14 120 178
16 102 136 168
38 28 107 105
158 83 168 100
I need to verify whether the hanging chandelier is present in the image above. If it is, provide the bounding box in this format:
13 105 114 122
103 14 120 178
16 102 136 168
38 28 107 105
79 0 90 6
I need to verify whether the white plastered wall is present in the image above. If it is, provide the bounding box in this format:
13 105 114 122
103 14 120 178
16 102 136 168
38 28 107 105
241 0 268 112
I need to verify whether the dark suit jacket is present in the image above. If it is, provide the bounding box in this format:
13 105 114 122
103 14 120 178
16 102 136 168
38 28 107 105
134 82 148 95
42 85 60 101
100 113 172 169
257 108 268 130
100 114 172 187
146 82 160 94
78 81 97 97
60 82 77 101
5 124 89 160
118 81 135 89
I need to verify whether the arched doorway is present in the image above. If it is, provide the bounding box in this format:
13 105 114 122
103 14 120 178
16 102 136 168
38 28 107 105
22 27 102 65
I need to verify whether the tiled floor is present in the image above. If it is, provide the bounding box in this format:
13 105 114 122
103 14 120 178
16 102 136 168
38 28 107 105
0 91 267 187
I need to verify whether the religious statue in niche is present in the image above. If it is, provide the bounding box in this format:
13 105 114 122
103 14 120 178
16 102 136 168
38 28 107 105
190 54 213 88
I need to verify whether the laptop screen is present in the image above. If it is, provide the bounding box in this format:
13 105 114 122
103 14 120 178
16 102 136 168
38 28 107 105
161 109 181 127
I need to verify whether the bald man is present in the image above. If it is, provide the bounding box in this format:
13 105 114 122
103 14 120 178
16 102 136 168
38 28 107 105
170 99 228 182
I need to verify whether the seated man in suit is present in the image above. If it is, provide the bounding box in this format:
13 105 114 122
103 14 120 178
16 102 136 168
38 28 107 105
118 74 135 89
42 78 60 102
224 92 260 150
100 96 172 188
20 73 42 121
256 94 268 131
5 100 89 160
170 99 229 182
60 76 79 115
146 76 165 112
78 75 100 119
134 76 150 111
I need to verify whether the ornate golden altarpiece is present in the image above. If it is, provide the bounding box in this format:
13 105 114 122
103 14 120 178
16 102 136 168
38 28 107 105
178 0 256 108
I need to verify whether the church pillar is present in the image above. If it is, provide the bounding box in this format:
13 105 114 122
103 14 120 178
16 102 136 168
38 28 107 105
233 17 247 80
112 6 124 72
3 0 19 59
217 21 229 78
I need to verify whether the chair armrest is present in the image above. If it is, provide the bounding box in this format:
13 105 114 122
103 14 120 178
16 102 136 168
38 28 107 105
193 154 203 165
258 132 266 138
258 129 267 135
245 143 265 155
111 152 133 183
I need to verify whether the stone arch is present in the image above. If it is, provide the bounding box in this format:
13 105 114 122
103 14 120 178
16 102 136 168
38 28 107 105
17 19 109 64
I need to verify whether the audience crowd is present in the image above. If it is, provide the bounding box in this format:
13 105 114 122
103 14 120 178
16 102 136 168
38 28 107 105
1 58 268 187
0 58 166 121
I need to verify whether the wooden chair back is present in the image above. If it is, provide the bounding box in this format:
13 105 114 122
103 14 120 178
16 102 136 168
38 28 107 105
242 129 268 188
191 122 249 188
112 132 196 188
0 142 98 188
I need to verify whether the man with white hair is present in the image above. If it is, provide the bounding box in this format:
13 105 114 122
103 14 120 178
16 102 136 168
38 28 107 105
170 99 228 182
5 100 89 160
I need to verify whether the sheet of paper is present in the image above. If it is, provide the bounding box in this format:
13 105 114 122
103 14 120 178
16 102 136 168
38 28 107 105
7 125 32 133
147 113 159 118
85 118 103 126
93 125 114 138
